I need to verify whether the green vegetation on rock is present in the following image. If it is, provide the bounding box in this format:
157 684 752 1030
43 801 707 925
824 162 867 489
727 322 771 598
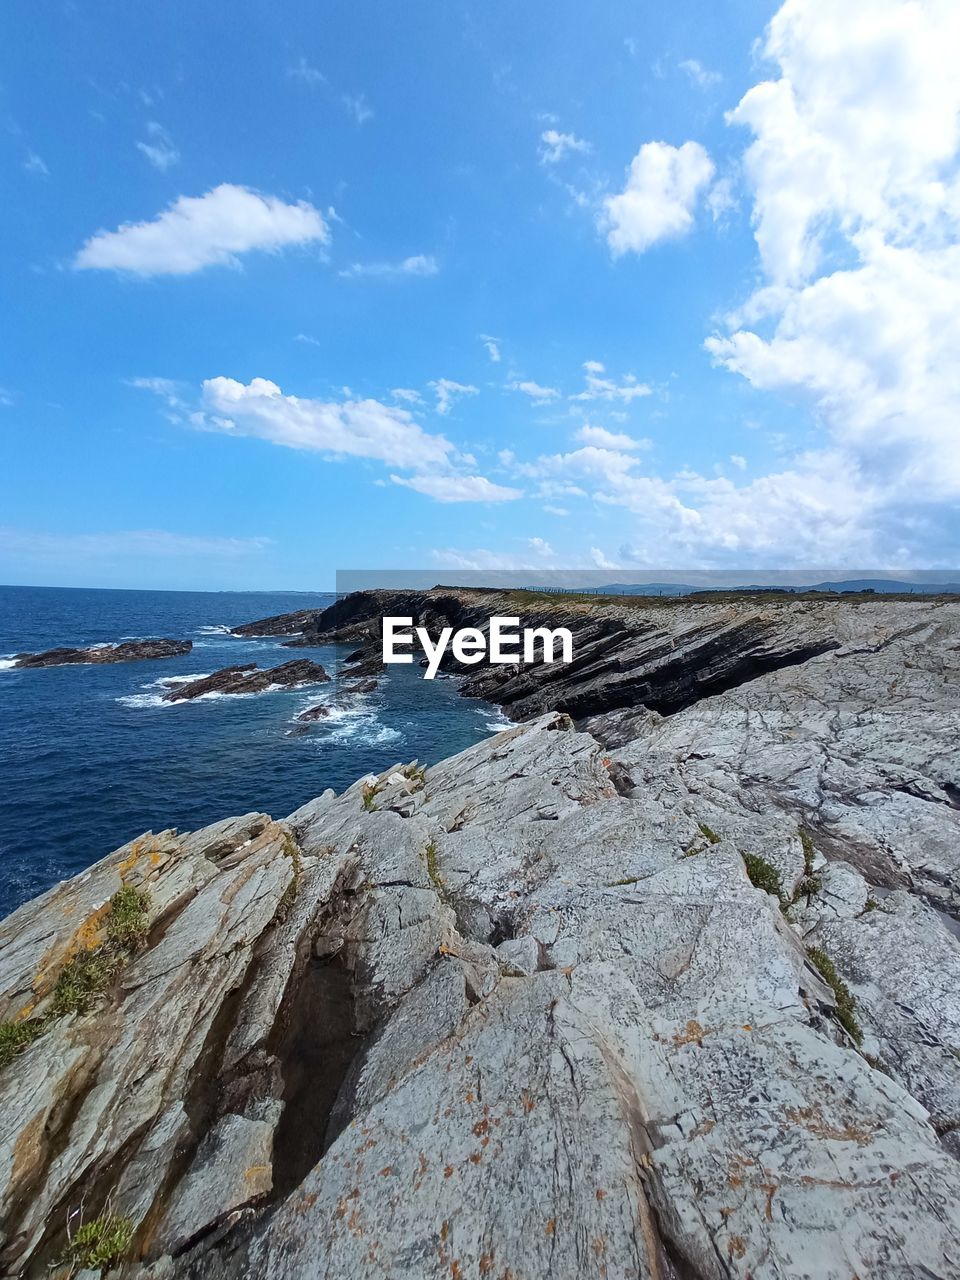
807 945 863 1046
58 1212 134 1272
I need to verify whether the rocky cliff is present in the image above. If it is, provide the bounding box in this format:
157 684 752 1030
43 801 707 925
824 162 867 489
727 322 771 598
2 593 959 1278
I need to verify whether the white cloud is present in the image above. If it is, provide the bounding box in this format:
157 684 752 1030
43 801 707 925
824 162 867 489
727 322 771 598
480 334 501 363
540 129 591 165
591 547 618 569
705 0 960 540
706 175 737 222
197 376 453 469
342 93 374 125
601 141 715 255
510 379 560 402
429 379 479 416
295 333 321 346
391 387 424 405
528 536 553 554
543 505 569 517
75 184 329 276
339 254 438 280
288 58 326 87
576 425 649 450
391 474 523 503
730 454 747 470
680 59 722 89
23 151 49 177
136 122 180 171
571 361 651 402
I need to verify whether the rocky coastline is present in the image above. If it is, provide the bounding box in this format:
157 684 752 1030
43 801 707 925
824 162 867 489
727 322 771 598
160 660 329 703
1 589 959 1277
12 640 192 669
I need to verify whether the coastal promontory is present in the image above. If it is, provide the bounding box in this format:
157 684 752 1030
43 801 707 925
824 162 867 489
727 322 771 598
1 590 959 1278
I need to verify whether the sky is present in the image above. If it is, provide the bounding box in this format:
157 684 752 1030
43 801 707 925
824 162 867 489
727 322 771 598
2 0 959 590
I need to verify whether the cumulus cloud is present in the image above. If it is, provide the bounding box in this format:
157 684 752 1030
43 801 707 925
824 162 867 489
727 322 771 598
706 0 960 529
74 184 329 276
429 379 479 416
510 380 560 402
135 376 516 506
136 122 180 171
391 474 523 503
199 376 452 468
571 360 651 402
339 254 438 280
576 425 649 450
540 129 591 165
602 141 715 255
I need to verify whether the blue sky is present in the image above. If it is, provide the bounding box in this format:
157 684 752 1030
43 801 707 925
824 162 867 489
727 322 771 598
2 0 959 589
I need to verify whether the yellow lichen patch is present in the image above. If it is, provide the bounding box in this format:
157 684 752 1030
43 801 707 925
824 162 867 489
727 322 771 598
117 849 141 878
244 1164 270 1179
672 1019 711 1047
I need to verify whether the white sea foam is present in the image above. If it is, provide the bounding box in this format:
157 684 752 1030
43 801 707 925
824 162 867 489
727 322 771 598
195 625 235 636
0 657 20 671
116 692 171 709
314 700 402 747
142 672 213 689
479 705 513 734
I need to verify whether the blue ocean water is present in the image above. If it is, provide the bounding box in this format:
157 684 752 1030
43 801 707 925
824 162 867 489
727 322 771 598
0 585 508 918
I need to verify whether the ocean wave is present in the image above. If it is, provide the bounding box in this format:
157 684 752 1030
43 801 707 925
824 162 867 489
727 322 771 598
0 657 20 671
140 672 212 689
115 692 172 709
478 705 513 734
195 625 235 636
312 700 402 747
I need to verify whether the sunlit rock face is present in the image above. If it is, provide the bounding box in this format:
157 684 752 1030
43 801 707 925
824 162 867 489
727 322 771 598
2 593 960 1279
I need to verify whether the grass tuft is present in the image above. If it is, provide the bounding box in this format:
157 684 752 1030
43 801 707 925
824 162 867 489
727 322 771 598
0 1017 48 1069
105 886 151 951
741 852 786 904
697 822 721 846
51 949 121 1018
58 1213 134 1271
807 945 863 1046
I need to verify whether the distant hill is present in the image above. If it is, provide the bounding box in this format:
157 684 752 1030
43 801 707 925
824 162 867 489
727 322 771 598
528 579 960 597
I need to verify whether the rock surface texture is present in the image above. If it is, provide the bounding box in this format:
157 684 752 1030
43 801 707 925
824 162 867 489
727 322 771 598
1 593 959 1277
12 640 192 669
160 660 329 702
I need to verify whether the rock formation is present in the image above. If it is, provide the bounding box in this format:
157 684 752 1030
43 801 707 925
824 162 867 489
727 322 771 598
161 661 329 703
2 592 959 1277
12 640 192 669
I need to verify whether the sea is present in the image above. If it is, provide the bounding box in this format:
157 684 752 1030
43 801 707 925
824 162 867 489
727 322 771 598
0 585 509 918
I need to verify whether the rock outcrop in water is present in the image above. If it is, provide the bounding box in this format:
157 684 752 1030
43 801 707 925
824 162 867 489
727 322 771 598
161 660 330 703
2 593 960 1278
12 640 192 669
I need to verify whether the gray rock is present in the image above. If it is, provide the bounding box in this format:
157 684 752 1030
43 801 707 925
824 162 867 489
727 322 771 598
2 592 960 1278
